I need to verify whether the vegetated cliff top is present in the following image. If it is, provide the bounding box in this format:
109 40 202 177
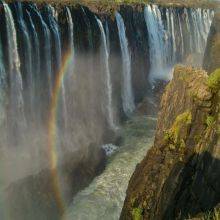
5 0 219 12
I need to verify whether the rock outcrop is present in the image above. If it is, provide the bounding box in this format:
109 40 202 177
120 66 220 219
203 12 220 74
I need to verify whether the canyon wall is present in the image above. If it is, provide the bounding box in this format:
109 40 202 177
121 13 220 218
121 65 220 219
0 1 214 219
203 12 220 74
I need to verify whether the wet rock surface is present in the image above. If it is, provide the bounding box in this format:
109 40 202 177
120 66 220 220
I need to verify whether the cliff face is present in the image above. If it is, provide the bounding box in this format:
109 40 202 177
120 66 220 219
203 12 220 74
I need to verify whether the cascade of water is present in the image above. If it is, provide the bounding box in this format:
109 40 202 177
64 7 75 130
64 6 75 86
66 7 74 54
3 3 26 131
184 8 193 53
165 8 172 64
96 17 117 131
177 13 184 59
144 5 172 84
170 9 177 62
47 5 68 129
45 6 62 73
15 3 34 119
0 34 6 129
25 9 41 121
190 8 213 54
105 21 110 55
115 12 135 116
81 7 93 49
145 5 213 83
32 6 53 96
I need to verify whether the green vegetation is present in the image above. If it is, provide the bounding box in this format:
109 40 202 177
206 115 215 127
164 111 192 147
164 111 193 151
207 69 220 93
202 208 220 220
5 0 218 9
132 207 143 220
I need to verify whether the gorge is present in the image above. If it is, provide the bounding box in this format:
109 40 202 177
0 1 218 220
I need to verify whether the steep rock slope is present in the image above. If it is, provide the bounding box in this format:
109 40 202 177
120 66 220 219
203 12 220 74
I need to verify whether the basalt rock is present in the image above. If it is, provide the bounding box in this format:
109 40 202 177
203 12 220 74
120 66 220 220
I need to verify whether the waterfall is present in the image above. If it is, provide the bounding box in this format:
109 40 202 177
66 7 74 54
3 2 26 131
144 5 213 84
81 7 93 49
32 6 53 96
47 5 68 129
14 3 35 121
96 17 117 131
25 9 41 121
0 33 6 129
115 12 135 116
0 2 216 219
144 5 172 84
177 13 184 59
65 6 75 130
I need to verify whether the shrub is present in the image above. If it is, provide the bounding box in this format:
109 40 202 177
207 69 220 93
132 207 143 220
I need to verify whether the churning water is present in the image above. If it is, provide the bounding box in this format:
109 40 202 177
64 116 156 220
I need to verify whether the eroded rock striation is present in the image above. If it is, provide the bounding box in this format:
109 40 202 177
120 66 220 219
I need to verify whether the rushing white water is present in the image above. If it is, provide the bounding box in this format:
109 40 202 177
65 116 156 220
144 5 173 83
116 12 135 116
177 13 184 58
48 5 68 129
34 7 53 96
25 9 41 122
3 3 25 129
16 3 34 116
96 17 117 131
145 5 214 84
64 6 75 132
66 7 74 55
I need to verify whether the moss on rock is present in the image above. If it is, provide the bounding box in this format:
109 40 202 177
207 68 220 93
206 115 215 127
132 207 143 220
164 111 192 147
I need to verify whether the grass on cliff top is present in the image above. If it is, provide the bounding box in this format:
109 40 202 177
7 0 219 9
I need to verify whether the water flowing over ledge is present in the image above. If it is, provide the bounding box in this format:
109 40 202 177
0 1 214 219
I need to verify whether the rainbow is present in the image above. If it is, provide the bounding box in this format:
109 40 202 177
47 49 74 215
